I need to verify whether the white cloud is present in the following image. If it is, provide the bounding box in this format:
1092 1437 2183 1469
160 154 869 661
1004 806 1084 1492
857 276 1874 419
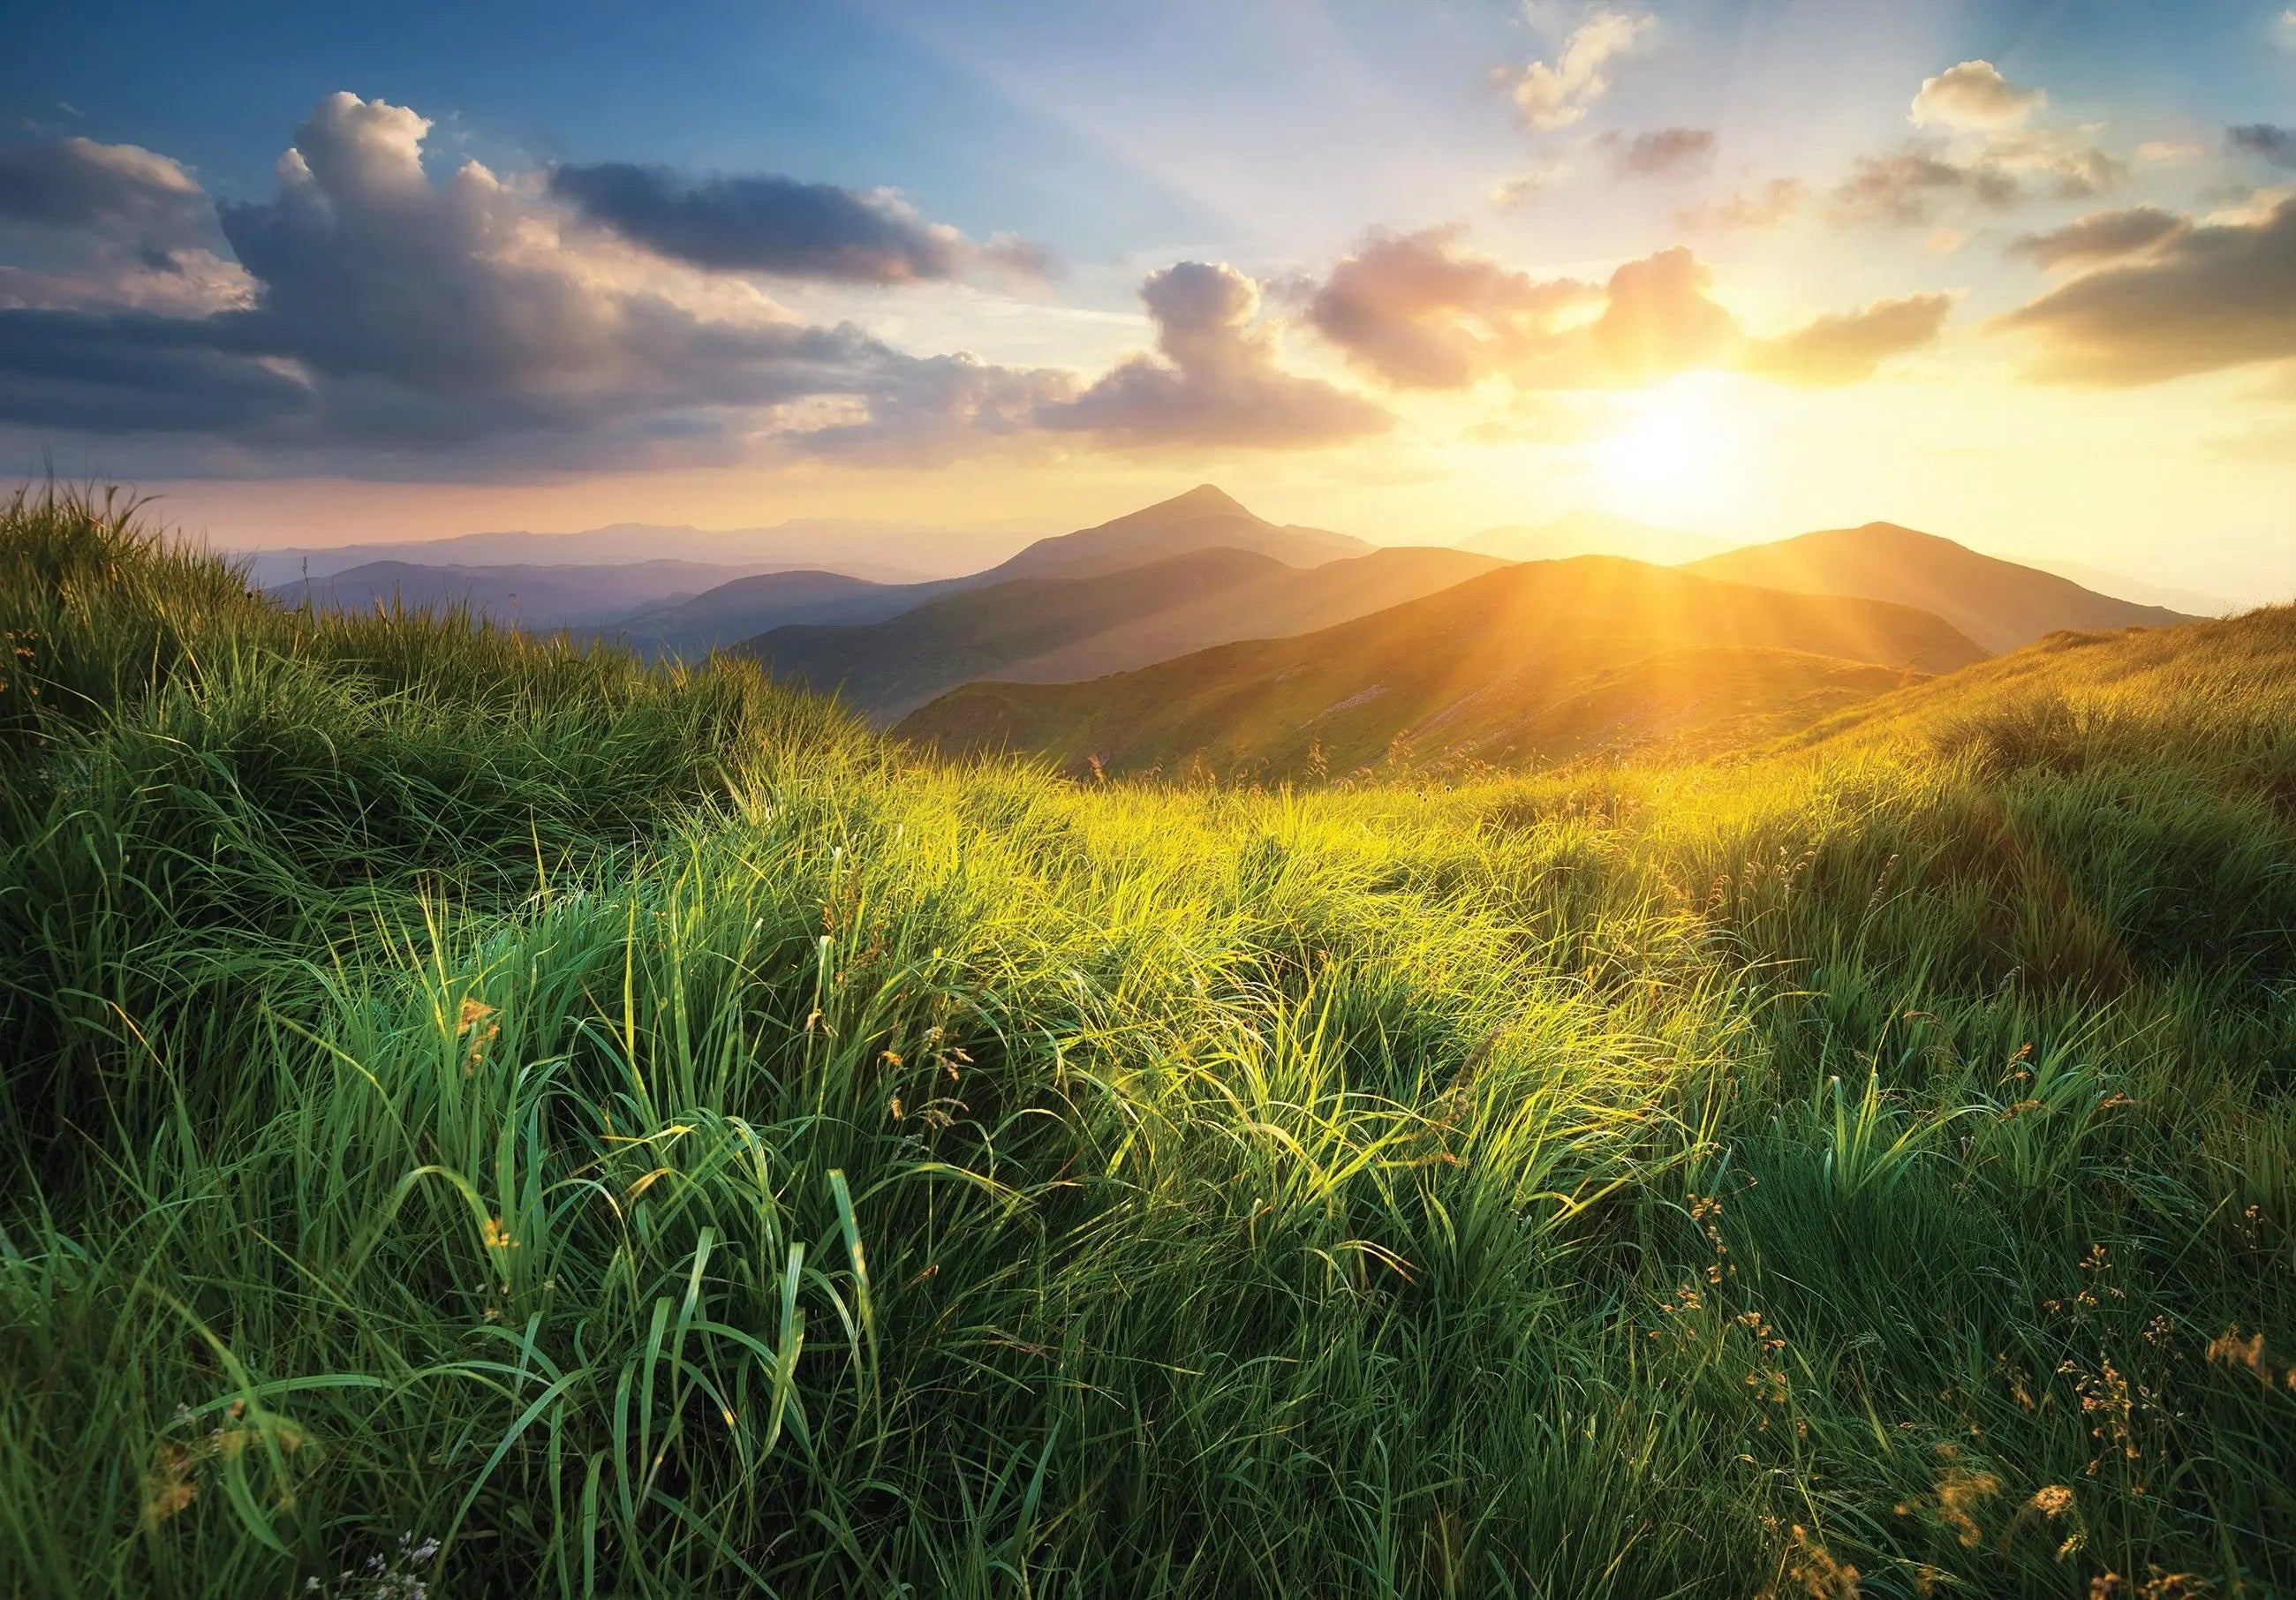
1505 10 1655 132
1910 60 2046 130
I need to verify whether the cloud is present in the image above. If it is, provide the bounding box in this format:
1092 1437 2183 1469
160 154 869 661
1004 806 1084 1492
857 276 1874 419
2230 125 2296 171
0 93 1069 474
1600 127 1716 180
1675 177 1806 230
1832 146 2018 225
1504 10 1654 132
1303 230 1941 393
2007 206 2187 269
1037 260 1390 448
1491 161 1568 209
1911 60 2045 130
1742 293 1952 384
1304 227 1597 389
547 162 1045 283
1588 245 1735 381
2279 9 2296 50
0 136 212 245
1994 195 2296 383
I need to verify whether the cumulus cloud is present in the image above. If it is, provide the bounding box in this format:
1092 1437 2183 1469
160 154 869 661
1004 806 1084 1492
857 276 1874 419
1676 177 1807 230
1832 147 2018 225
1600 127 1716 180
1504 10 1654 132
546 162 1046 283
1588 245 1735 381
1742 293 1952 384
0 136 212 244
1911 61 2045 130
1038 260 1390 448
1302 230 1938 393
2007 206 2187 269
2230 125 2296 171
0 93 1068 473
1994 195 2296 383
1305 227 1597 389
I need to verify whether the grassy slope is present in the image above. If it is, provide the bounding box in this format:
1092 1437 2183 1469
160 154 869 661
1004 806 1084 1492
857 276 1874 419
1685 524 2194 653
746 545 1503 721
898 555 1985 781
4 490 2293 1598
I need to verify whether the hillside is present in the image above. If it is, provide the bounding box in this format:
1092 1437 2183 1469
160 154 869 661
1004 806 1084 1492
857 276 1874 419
264 558 789 629
1686 522 2194 652
898 555 1985 778
612 568 939 658
4 489 2291 1597
744 542 1503 719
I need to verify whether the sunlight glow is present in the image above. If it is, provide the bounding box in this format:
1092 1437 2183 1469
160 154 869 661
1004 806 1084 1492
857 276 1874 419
1593 374 1748 526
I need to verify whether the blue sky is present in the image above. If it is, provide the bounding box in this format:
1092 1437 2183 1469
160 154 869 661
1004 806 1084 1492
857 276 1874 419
2 1 2292 593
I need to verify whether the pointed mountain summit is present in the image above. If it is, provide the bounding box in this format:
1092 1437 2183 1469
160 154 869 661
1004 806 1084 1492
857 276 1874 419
987 485 1370 580
1686 522 2196 653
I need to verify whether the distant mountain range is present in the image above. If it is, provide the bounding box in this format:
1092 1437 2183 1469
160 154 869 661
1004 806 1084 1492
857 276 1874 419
1461 510 1729 566
230 486 2217 782
623 484 1375 663
264 559 810 629
745 541 1500 719
1683 523 2195 653
897 555 1987 780
230 519 988 587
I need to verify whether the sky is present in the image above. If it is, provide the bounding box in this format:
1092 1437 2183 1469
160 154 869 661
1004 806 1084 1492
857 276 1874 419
2 0 2292 597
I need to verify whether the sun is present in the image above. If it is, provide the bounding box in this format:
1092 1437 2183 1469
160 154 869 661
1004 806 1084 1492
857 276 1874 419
1594 373 1747 525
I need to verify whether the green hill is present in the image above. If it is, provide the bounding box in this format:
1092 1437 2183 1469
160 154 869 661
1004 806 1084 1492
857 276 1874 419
744 542 1502 719
898 555 1986 779
1686 521 2194 652
3 488 2290 1598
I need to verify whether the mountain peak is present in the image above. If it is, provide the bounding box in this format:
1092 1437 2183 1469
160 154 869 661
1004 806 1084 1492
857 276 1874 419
1158 483 1250 517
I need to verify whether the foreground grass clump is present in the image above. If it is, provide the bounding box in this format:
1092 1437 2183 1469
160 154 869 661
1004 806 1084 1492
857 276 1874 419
2 487 2292 1597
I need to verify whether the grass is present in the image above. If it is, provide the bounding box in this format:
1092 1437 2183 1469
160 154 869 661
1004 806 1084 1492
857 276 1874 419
2 486 2292 1597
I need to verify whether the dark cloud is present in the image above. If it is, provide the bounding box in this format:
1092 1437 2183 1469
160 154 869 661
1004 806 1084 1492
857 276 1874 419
2007 207 2186 269
1995 196 2296 384
1600 127 1716 181
0 93 1069 475
2229 125 2296 170
547 162 1044 283
1743 294 1952 384
1831 146 2018 225
1304 228 1596 389
0 136 212 245
1038 260 1391 448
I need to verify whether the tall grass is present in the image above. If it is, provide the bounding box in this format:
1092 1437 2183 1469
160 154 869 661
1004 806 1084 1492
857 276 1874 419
2 486 2292 1596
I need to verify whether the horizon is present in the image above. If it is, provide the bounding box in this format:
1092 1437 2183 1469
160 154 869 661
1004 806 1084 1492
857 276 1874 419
6 4 2295 598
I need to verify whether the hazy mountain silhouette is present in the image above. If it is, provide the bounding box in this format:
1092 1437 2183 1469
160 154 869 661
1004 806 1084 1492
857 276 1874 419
1686 523 2194 653
744 542 1503 720
897 555 1986 780
232 521 970 588
1462 511 1726 565
263 559 796 628
616 486 1376 660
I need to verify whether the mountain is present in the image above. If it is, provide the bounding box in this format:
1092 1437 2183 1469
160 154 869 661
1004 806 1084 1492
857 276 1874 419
986 485 1370 579
1461 511 1727 566
896 555 1987 781
1684 523 2195 653
609 570 943 659
742 543 1505 720
230 520 978 588
603 485 1378 663
2031 561 2236 618
264 560 789 628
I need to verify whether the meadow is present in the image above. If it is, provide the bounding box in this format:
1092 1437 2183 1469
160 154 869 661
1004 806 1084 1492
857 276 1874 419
2 487 2292 1597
